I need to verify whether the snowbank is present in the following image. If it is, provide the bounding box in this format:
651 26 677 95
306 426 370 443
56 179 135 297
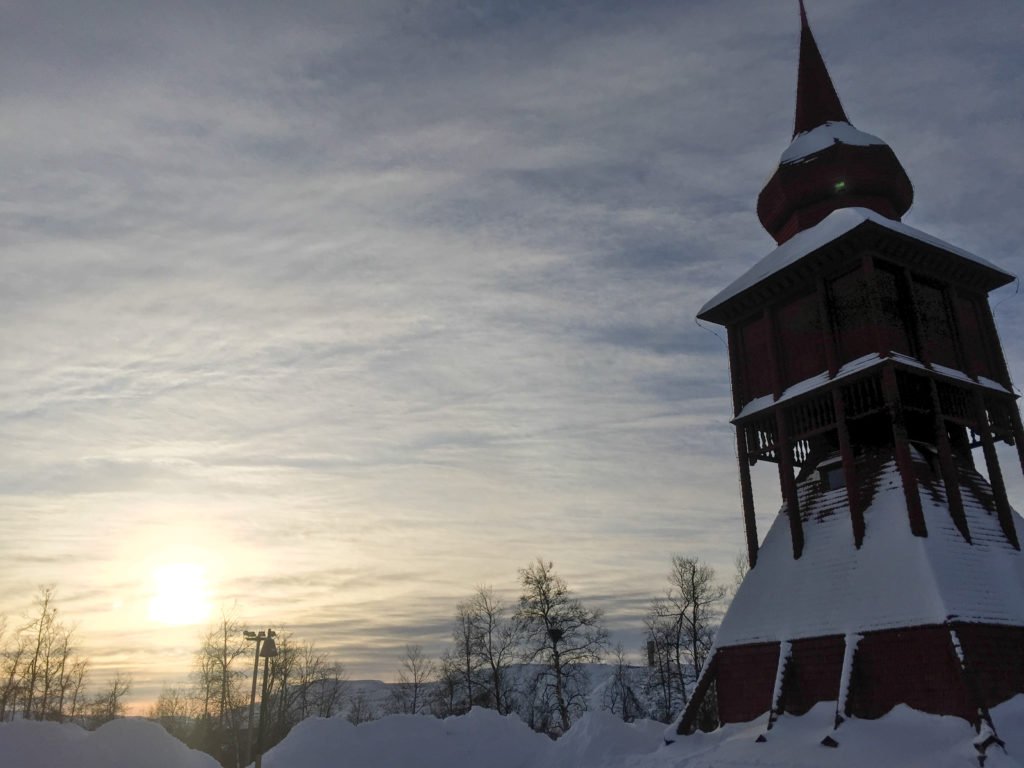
0 717 219 768
3 697 1023 768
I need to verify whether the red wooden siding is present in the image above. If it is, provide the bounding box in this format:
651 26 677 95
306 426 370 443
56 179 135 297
954 624 1024 708
715 642 778 724
785 635 845 715
913 278 958 369
713 624 1024 726
954 294 995 380
738 312 774 403
829 268 876 365
777 292 828 388
849 626 971 720
873 264 913 356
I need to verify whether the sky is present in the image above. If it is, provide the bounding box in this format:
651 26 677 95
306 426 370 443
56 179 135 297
2 0 1024 711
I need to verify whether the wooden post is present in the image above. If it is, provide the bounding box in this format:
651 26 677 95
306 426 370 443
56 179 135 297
882 366 926 537
737 426 760 569
775 409 805 559
832 388 864 546
930 380 970 543
973 391 1020 549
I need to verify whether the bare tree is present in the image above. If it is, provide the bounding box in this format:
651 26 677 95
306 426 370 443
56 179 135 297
265 634 348 740
193 615 248 767
21 586 57 719
516 559 608 734
643 556 726 723
603 644 646 722
732 549 750 599
465 587 520 715
63 658 89 722
3 587 90 723
346 691 377 724
90 671 131 725
430 651 462 717
451 601 481 712
150 685 196 740
385 644 436 715
0 624 26 722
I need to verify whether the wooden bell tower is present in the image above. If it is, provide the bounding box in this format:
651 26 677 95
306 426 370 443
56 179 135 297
678 2 1024 741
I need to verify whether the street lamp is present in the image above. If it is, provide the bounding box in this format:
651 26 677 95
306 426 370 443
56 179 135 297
243 629 276 767
255 631 278 768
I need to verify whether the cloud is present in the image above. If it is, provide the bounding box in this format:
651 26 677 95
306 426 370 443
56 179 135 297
1 0 1022 707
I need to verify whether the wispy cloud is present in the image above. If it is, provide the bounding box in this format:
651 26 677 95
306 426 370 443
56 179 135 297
1 0 1023 706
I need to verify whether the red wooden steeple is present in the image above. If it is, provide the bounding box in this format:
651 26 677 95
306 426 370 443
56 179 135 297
677 3 1024 749
794 0 848 136
756 3 914 245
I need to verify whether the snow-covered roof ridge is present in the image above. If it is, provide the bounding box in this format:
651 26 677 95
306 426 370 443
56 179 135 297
781 121 886 165
698 207 1014 322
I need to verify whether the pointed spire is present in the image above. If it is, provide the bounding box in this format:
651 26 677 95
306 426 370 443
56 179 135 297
794 0 848 136
756 1 913 243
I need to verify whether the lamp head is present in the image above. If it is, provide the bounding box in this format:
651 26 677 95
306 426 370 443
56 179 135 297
260 636 279 658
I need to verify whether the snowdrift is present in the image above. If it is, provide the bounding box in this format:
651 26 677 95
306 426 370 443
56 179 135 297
3 697 1023 768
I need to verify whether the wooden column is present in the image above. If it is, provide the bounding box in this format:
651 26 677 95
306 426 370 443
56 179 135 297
816 277 840 377
973 391 1020 549
775 409 805 559
930 380 970 543
737 425 760 569
882 366 927 537
729 325 759 569
832 388 863 546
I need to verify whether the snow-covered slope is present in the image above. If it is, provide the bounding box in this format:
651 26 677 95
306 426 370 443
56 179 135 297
717 455 1024 647
3 697 1024 768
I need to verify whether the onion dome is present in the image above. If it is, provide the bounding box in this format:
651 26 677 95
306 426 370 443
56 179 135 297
757 1 914 244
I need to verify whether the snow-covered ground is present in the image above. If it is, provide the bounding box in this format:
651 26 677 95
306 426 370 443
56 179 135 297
3 695 1023 768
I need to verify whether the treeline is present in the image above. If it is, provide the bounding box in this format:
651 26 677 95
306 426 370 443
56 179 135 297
2 554 732 767
402 555 727 733
0 586 131 726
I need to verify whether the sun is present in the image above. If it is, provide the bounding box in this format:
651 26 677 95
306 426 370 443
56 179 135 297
147 563 213 626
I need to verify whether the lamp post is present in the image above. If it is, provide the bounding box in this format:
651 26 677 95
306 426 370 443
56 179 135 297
243 629 276 767
254 630 278 768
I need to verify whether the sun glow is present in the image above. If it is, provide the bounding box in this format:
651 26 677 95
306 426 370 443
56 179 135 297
147 563 213 626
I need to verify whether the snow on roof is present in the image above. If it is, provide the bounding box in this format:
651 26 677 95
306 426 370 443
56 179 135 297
715 451 1024 648
735 353 879 419
735 352 1015 420
780 121 886 165
698 207 1015 322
